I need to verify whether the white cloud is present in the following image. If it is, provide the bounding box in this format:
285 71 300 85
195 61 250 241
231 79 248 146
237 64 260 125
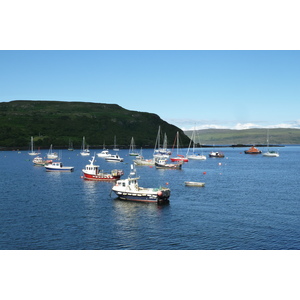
168 119 300 131
234 123 261 130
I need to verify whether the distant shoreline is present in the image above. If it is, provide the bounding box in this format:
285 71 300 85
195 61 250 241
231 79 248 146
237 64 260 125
0 144 289 151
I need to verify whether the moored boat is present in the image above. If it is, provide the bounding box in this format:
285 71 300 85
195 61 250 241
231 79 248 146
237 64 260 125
47 144 59 159
80 136 90 156
153 126 171 159
262 129 279 157
209 151 225 158
68 139 74 151
97 150 112 158
186 127 206 160
105 154 124 162
244 146 262 154
28 136 40 156
185 181 205 187
170 132 188 162
45 161 74 172
187 153 207 160
134 156 155 166
170 154 189 162
129 137 139 156
33 156 52 166
111 165 171 203
263 150 279 157
82 156 123 181
155 158 183 169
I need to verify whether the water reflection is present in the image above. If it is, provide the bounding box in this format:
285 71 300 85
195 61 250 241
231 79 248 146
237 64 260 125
111 199 170 249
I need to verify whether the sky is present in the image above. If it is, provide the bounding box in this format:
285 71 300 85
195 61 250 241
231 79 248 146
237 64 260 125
1 50 299 130
1 1 299 132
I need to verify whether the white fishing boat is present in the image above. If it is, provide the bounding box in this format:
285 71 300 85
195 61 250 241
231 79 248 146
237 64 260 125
80 136 90 156
97 150 112 158
263 129 279 157
82 156 123 181
47 144 59 159
28 136 40 156
45 161 74 172
186 128 206 160
111 165 171 203
105 154 124 162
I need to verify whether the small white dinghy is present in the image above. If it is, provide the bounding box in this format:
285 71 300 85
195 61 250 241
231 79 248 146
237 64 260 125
184 181 205 187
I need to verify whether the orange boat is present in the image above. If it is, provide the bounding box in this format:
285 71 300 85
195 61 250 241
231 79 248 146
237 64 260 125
244 146 262 154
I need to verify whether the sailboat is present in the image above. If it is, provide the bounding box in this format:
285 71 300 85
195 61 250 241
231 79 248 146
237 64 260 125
129 137 139 156
113 136 119 151
170 131 189 162
47 144 59 159
80 136 90 156
68 139 74 151
28 136 40 156
263 129 279 157
153 126 171 159
186 128 206 160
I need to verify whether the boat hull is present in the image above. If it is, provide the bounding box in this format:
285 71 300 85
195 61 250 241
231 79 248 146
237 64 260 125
45 162 74 172
170 157 189 162
187 155 206 160
134 159 155 166
155 162 182 169
82 172 122 181
106 158 124 162
45 167 74 172
112 189 170 203
244 151 262 154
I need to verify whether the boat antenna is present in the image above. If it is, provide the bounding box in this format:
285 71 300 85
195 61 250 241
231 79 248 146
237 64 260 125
129 164 136 177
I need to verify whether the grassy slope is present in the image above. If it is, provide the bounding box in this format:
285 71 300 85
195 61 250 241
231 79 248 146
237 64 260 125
0 100 190 149
184 128 300 145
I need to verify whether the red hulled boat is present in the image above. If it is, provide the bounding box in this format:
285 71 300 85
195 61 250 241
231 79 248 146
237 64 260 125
82 156 124 181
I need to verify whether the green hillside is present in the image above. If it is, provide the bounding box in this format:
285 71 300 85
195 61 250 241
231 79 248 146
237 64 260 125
184 128 300 145
0 100 190 149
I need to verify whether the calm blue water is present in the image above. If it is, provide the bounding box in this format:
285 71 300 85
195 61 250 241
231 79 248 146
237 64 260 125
0 146 299 250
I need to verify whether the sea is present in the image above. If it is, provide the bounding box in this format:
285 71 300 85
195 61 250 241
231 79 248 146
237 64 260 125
0 146 299 250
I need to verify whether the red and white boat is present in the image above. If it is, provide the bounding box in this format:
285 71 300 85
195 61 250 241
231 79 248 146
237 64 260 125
82 156 124 181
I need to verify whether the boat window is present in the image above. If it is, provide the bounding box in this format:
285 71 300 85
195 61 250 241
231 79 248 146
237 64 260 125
122 183 125 187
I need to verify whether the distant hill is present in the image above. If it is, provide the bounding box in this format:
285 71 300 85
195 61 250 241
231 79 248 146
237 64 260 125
184 128 300 146
0 100 190 149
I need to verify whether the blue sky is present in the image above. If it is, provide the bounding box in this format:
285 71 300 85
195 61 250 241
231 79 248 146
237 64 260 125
1 50 299 130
